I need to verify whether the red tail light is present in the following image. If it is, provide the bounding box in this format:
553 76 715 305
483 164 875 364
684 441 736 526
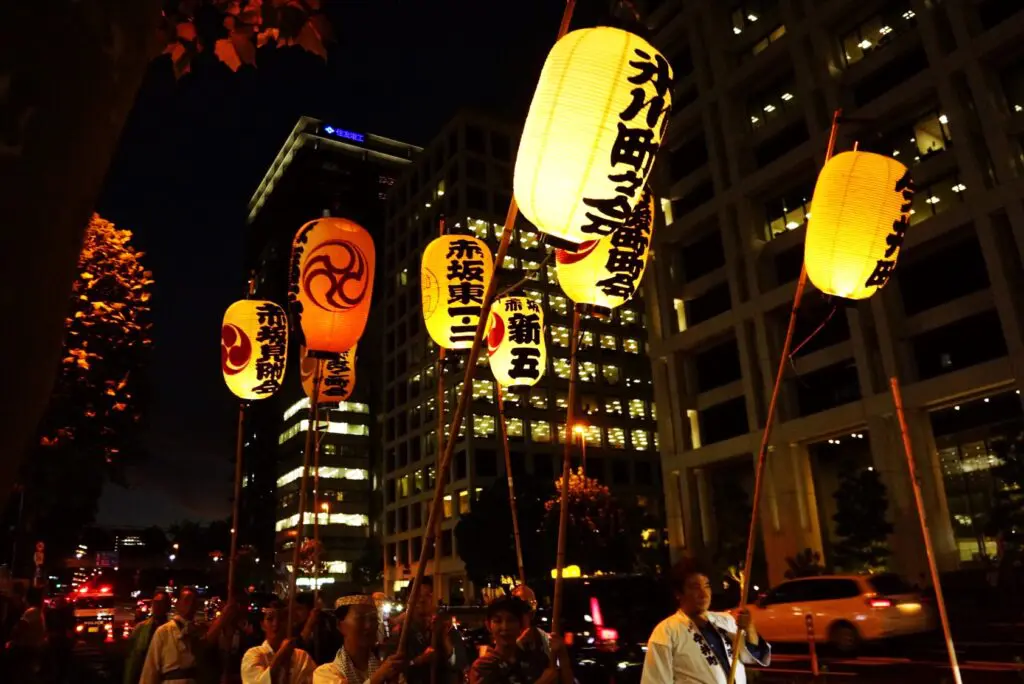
75 624 84 633
564 632 574 646
868 598 892 608
599 627 619 642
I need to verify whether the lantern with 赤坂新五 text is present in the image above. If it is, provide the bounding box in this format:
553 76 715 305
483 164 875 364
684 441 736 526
289 217 375 354
488 296 547 389
301 344 356 404
555 186 655 313
422 235 494 349
514 27 673 247
221 300 288 401
804 151 914 300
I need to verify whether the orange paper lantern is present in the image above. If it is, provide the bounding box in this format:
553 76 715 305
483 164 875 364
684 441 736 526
488 296 547 389
221 300 288 401
289 217 375 354
421 235 494 349
300 344 357 404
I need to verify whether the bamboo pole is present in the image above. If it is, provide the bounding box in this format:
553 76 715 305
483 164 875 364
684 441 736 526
890 377 963 684
312 403 326 605
552 306 582 662
287 360 323 635
227 402 246 603
498 384 527 586
430 218 447 684
395 0 578 658
725 109 843 684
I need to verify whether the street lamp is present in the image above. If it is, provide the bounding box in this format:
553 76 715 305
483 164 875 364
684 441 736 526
573 423 587 476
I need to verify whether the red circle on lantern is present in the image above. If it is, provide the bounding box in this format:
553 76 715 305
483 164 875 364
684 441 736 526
302 240 369 312
221 324 252 375
555 240 599 265
487 312 505 357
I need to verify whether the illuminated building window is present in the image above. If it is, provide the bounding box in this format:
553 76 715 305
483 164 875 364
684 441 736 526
524 289 544 307
632 429 651 451
284 396 369 421
458 490 471 514
841 6 915 67
600 334 617 351
551 325 570 348
750 24 785 57
470 218 489 240
623 338 640 354
524 259 542 281
549 294 569 317
546 264 558 284
474 414 496 437
506 417 524 438
531 422 552 443
579 361 597 383
443 495 453 519
436 179 446 199
651 402 658 420
867 109 952 166
323 444 337 455
749 82 798 132
398 475 410 498
275 513 368 532
277 467 368 488
576 424 602 446
519 230 540 250
620 309 638 325
472 378 494 403
555 393 568 410
605 399 624 415
398 269 408 287
492 221 505 239
607 427 626 449
765 180 815 240
477 354 489 367
602 365 621 385
654 433 660 450
629 399 646 419
554 358 571 380
414 469 426 493
503 255 517 270
529 392 548 410
673 298 687 332
581 331 594 347
502 391 521 406
278 419 370 445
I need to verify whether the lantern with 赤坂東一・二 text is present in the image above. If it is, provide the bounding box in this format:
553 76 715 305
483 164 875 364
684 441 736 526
421 235 494 349
488 296 547 389
804 151 914 300
289 217 375 354
221 299 288 401
514 26 673 247
555 186 655 314
300 344 356 404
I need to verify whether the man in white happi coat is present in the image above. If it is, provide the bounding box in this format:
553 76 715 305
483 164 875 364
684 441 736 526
642 559 770 684
140 587 205 684
241 600 316 684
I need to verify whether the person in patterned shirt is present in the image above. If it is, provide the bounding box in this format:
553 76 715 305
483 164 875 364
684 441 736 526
469 596 572 684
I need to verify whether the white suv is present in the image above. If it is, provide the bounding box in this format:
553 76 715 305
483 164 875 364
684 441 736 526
748 574 936 652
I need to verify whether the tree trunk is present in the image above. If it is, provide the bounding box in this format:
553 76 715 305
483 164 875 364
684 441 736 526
0 1 163 508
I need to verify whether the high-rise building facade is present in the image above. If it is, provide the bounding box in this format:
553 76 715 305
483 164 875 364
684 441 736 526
381 110 663 602
643 0 1024 585
245 117 420 595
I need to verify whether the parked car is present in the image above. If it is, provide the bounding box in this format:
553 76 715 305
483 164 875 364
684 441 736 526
747 573 936 652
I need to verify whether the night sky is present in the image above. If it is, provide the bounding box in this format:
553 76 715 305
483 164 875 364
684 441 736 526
94 1 607 527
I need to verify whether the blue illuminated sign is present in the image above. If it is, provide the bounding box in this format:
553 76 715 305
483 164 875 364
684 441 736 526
322 125 365 143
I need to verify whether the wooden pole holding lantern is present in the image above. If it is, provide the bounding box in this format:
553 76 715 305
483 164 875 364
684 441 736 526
312 403 327 604
497 384 527 586
890 377 963 684
433 217 446 606
395 0 578 658
227 401 246 603
725 110 843 684
287 360 323 635
551 306 582 658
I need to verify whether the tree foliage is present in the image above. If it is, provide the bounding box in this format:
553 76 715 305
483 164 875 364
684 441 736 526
161 0 332 77
785 548 827 579
353 536 384 590
832 467 894 573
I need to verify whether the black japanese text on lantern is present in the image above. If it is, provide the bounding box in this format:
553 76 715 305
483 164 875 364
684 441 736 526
599 189 653 299
446 239 487 345
864 170 915 289
579 50 673 238
323 353 352 398
505 298 543 381
253 303 287 396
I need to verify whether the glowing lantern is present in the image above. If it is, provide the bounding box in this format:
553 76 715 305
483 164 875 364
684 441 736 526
488 296 546 389
555 187 654 312
421 235 494 349
301 344 356 404
221 300 288 401
289 217 375 354
514 27 673 247
805 151 914 300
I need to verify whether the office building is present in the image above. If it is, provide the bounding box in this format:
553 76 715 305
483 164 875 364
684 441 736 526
245 116 420 594
643 0 1024 585
382 110 663 602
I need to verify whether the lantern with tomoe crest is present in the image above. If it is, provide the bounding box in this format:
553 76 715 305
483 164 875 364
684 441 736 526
221 300 288 401
301 344 357 404
422 235 494 349
488 296 547 389
514 27 673 247
555 187 655 314
289 218 375 354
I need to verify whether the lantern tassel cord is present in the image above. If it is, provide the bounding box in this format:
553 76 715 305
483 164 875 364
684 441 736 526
227 401 247 604
496 252 554 300
726 108 843 684
287 359 322 636
890 377 963 684
789 302 837 359
552 306 582 666
498 385 527 586
395 0 578 659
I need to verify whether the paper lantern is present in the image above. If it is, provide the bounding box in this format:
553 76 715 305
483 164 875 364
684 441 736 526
289 217 375 354
421 235 495 349
514 27 673 246
805 151 914 300
555 187 655 312
487 296 547 389
221 300 288 401
301 344 357 404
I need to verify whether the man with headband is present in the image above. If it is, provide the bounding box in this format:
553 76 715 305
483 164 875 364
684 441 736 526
241 600 316 683
313 594 405 684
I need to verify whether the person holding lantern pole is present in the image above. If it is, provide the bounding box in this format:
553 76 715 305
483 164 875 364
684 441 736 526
312 595 406 684
469 596 571 684
641 559 769 684
240 601 316 684
383 582 468 684
510 585 550 658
